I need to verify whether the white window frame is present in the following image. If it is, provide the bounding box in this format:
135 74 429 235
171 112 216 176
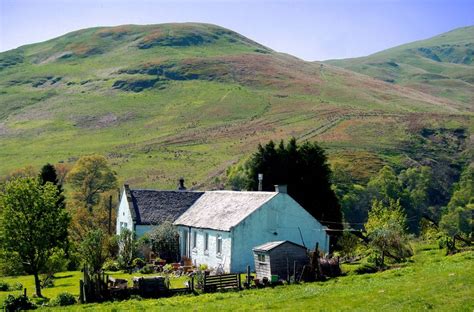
216 235 222 256
192 231 197 250
204 232 209 254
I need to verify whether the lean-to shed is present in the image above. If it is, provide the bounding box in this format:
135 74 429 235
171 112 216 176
253 241 309 281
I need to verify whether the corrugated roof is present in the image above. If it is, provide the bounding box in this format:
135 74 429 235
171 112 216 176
173 191 277 231
130 189 204 225
253 240 306 252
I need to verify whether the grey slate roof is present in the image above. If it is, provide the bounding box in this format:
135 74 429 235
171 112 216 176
253 240 306 252
173 191 278 231
129 189 204 225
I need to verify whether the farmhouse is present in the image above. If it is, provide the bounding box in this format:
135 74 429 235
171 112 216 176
174 186 329 273
116 183 203 237
117 182 329 273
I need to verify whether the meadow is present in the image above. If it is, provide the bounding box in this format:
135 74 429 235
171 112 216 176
1 243 472 311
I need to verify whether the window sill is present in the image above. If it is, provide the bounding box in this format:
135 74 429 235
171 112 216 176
216 253 222 258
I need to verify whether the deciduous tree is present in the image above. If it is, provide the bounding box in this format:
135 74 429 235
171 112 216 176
67 155 117 211
365 199 412 267
0 177 70 297
80 229 109 274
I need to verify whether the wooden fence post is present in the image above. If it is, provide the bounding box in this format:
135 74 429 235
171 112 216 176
246 265 251 287
79 280 84 304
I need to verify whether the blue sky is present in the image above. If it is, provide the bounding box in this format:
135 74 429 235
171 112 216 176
1 0 473 61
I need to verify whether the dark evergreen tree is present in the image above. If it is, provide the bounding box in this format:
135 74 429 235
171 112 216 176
245 138 343 249
39 163 65 209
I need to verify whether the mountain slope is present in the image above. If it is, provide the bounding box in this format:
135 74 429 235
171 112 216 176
0 23 471 188
325 26 474 107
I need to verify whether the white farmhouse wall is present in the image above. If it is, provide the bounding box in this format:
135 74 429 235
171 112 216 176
176 226 232 272
230 193 329 272
116 189 134 235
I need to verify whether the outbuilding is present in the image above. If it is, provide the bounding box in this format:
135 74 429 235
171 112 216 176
253 241 309 281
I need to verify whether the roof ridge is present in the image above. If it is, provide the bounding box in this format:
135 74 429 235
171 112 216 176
131 189 204 193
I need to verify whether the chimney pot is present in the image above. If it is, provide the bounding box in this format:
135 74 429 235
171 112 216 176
178 178 186 190
274 185 287 193
258 173 263 191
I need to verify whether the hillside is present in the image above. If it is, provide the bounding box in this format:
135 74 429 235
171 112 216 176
0 23 472 188
326 26 474 107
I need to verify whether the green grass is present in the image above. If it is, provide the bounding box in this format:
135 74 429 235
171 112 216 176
0 271 190 304
1 244 473 311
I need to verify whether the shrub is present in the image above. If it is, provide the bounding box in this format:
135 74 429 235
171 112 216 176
2 294 36 311
0 281 9 291
50 292 77 307
132 258 146 269
199 264 208 271
11 282 23 291
139 264 154 274
103 260 120 272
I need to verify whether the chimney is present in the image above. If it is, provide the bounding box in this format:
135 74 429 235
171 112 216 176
178 177 186 190
274 185 287 194
258 173 263 191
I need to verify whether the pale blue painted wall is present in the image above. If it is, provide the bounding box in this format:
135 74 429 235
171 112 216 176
177 193 329 273
116 189 134 235
230 193 329 272
176 226 232 272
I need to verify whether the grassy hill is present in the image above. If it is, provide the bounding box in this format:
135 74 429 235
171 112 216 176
0 23 472 188
326 26 474 107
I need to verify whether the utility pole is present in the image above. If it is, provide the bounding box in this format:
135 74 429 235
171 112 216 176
108 195 112 235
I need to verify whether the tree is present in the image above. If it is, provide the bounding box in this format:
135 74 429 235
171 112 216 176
39 163 65 211
241 138 343 244
149 221 180 263
367 166 403 204
117 228 136 271
0 177 70 297
439 165 473 253
365 199 412 267
80 229 109 274
67 155 117 211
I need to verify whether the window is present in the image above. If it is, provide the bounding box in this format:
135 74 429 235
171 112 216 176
216 235 222 255
192 231 197 249
183 229 188 256
204 232 209 252
258 254 265 262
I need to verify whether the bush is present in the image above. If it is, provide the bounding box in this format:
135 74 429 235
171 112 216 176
50 292 77 307
132 258 146 269
11 282 23 291
103 260 120 272
0 251 25 276
139 264 154 274
0 281 22 292
199 264 208 271
0 281 9 291
2 294 36 311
